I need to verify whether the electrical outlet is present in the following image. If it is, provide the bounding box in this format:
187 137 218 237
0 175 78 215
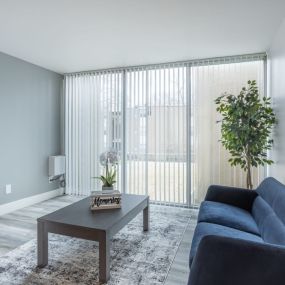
5 184 11 194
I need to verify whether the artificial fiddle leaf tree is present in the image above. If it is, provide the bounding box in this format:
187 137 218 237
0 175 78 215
215 80 276 189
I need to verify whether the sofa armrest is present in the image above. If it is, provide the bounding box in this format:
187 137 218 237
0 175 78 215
188 235 285 285
205 185 258 211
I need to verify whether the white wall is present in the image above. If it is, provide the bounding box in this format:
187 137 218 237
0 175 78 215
268 18 285 183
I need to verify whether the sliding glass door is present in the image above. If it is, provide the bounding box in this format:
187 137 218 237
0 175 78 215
64 71 123 195
190 59 265 204
125 66 188 205
64 54 265 205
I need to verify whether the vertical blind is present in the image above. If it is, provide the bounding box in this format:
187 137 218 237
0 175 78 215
125 65 188 204
64 71 123 195
191 58 265 204
64 53 265 205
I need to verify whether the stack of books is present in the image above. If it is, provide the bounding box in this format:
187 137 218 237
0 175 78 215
90 190 122 210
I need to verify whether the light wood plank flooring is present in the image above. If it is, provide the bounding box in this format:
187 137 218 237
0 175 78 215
0 195 195 284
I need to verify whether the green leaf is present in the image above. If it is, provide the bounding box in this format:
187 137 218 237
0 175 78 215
215 79 276 186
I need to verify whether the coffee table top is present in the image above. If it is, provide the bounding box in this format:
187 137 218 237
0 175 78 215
38 194 148 232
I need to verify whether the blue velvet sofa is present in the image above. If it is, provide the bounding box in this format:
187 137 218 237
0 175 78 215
188 177 285 285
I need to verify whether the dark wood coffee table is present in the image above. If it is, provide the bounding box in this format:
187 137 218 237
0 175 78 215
37 194 149 283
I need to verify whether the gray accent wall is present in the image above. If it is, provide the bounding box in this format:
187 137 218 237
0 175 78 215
268 18 285 183
0 52 63 205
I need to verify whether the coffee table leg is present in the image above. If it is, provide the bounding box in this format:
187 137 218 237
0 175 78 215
37 220 48 267
99 232 110 283
143 199 149 231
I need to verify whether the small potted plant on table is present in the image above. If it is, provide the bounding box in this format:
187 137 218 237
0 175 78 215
94 150 118 191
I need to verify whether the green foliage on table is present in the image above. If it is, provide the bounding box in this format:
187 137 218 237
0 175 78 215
215 80 277 189
93 150 118 188
95 167 116 187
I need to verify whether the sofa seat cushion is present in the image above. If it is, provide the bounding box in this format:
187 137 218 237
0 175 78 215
189 222 264 265
198 201 260 235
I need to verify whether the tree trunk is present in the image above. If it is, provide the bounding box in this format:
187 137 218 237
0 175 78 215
246 156 253 190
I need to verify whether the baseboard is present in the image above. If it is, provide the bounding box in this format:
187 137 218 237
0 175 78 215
0 188 65 216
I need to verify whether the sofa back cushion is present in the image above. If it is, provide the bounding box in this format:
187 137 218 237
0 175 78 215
256 177 285 224
252 196 285 246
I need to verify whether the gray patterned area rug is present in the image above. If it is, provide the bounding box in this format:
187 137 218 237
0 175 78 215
0 205 196 285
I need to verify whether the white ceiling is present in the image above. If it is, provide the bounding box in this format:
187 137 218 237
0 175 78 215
0 0 284 74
